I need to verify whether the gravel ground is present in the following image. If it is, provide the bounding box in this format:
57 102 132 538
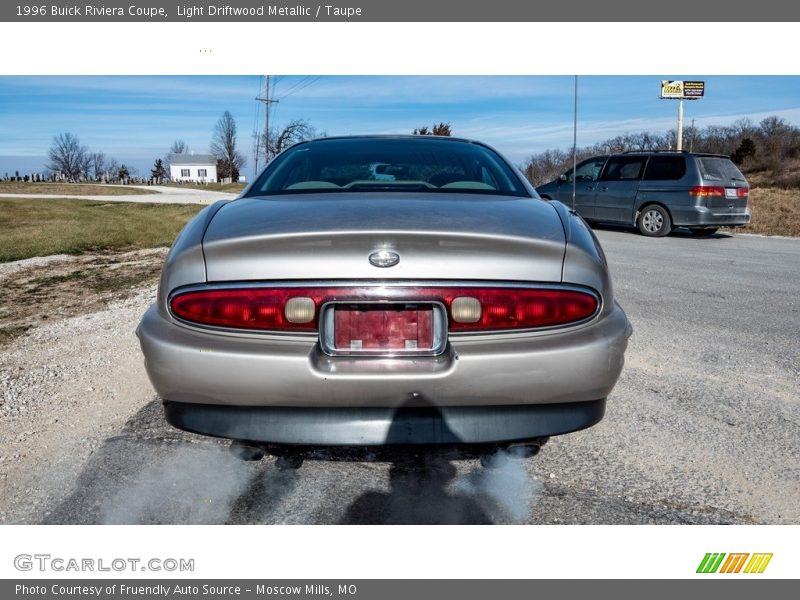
0 227 798 525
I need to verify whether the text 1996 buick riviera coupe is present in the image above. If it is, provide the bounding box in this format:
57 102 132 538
137 135 631 466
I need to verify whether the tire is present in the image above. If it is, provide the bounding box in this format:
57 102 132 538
637 205 672 237
689 227 719 236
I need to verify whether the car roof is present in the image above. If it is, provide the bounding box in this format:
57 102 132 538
298 134 485 145
617 150 731 159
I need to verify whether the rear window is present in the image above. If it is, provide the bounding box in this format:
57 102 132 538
698 157 746 182
643 156 686 180
245 138 530 197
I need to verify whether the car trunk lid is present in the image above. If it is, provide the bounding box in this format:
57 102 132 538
201 193 566 283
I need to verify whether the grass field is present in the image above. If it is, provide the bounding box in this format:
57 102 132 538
742 187 800 237
164 182 245 193
0 182 155 196
0 198 203 262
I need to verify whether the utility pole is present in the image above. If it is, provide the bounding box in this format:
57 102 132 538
254 75 279 174
572 75 578 210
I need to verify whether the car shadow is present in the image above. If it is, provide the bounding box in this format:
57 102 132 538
338 451 493 524
589 221 735 240
41 397 536 525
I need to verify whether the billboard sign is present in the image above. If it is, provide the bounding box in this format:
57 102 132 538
660 80 705 99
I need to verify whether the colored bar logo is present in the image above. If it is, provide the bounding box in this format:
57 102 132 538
697 553 773 573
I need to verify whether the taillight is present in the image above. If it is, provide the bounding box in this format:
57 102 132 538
170 288 326 332
170 286 599 332
737 187 749 197
442 288 598 331
690 186 725 197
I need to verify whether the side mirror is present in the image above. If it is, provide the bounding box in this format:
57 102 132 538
559 174 568 182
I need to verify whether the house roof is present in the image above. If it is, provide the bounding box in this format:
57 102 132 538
168 153 217 165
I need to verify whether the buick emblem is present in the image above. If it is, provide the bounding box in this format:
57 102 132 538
369 250 400 268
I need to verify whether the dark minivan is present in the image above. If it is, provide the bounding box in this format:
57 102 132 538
536 152 751 237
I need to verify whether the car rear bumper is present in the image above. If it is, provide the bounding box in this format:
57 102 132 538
671 205 752 227
137 301 630 411
163 398 606 445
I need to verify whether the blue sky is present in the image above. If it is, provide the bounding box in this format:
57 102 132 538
2 75 800 180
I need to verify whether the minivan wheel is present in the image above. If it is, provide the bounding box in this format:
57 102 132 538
689 227 719 236
637 205 671 237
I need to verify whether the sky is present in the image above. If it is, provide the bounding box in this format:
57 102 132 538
2 75 800 181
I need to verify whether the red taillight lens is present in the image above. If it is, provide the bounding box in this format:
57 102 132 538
443 288 598 331
170 288 324 332
737 187 749 198
690 186 725 197
170 286 599 332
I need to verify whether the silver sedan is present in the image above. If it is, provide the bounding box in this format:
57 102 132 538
137 135 631 465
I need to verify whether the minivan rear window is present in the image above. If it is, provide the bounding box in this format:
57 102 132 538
643 156 686 181
698 157 746 182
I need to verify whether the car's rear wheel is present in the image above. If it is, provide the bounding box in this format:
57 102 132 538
637 205 671 237
689 227 719 236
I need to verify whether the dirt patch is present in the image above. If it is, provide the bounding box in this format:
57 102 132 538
0 248 168 346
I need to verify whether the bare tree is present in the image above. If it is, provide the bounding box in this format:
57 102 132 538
211 111 246 181
89 152 107 181
47 133 89 180
170 139 190 154
261 119 316 160
105 158 120 182
164 139 190 172
520 114 800 188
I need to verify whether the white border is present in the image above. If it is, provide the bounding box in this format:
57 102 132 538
0 19 798 581
1 525 798 579
0 22 799 75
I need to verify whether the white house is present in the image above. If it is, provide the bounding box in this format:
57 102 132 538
168 153 217 182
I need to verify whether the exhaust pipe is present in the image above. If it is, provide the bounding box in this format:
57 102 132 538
480 437 549 467
229 440 266 461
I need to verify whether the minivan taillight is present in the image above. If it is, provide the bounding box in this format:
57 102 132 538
689 185 749 198
689 186 725 197
169 286 599 333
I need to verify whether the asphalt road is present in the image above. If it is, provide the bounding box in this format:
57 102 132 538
6 226 800 525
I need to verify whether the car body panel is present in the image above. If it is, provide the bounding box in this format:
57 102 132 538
138 300 629 408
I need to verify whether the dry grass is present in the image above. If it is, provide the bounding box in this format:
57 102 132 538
0 198 203 262
164 182 245 193
0 181 154 196
739 187 800 237
0 249 167 346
